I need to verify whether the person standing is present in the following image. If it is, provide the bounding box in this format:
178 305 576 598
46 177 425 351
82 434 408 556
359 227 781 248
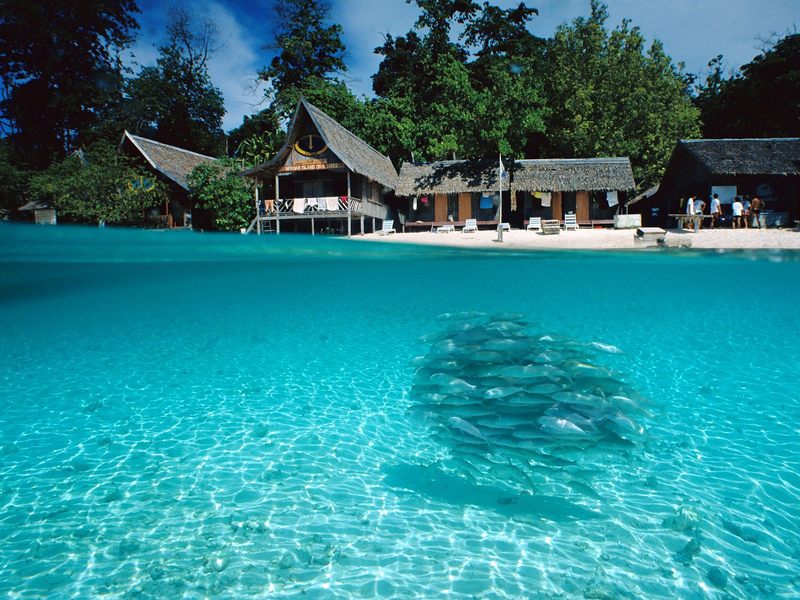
750 195 763 228
710 193 722 228
732 196 743 229
684 194 696 230
742 196 751 228
694 197 706 229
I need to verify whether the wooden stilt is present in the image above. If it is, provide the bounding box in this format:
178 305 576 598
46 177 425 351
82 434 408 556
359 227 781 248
255 177 261 235
346 171 352 237
275 173 281 234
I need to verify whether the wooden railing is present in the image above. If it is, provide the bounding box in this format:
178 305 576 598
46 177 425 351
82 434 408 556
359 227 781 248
260 196 363 215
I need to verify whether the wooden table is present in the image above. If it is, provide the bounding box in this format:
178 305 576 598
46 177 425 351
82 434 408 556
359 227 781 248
669 214 712 231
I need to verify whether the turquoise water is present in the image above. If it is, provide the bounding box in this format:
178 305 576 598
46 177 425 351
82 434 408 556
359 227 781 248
1 224 799 599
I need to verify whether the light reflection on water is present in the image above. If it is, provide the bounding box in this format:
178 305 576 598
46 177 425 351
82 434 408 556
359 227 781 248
1 223 799 598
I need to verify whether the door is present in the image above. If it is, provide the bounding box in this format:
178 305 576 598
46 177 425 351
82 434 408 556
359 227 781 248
434 193 448 222
458 192 472 221
576 191 590 222
551 191 562 220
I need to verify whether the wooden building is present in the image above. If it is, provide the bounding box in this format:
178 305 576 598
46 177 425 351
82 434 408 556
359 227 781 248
396 157 635 230
120 131 217 227
637 138 800 228
241 99 397 235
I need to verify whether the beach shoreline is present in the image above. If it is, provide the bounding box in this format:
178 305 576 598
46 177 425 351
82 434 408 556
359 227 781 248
356 227 800 250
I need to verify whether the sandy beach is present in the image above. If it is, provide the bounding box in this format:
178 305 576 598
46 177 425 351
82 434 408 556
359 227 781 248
358 227 800 250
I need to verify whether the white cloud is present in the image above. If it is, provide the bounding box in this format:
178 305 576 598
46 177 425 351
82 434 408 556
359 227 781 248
122 0 267 133
203 1 268 130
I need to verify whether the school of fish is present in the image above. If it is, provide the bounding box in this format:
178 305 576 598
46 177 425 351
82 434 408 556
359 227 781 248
409 312 651 493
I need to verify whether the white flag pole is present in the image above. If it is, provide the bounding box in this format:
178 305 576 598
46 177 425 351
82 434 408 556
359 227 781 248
497 152 504 242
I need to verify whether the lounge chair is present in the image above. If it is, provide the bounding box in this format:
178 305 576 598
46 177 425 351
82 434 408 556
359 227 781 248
527 217 541 231
500 223 510 231
377 219 396 235
462 218 478 233
564 213 579 231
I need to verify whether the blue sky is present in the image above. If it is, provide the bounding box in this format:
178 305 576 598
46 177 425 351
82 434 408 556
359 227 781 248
128 0 798 132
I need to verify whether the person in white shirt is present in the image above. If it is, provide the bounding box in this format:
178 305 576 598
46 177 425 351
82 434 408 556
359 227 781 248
710 193 722 228
732 197 743 229
694 197 706 229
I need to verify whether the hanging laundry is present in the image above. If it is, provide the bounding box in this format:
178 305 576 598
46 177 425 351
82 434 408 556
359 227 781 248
480 195 493 209
541 192 552 208
413 197 418 211
420 196 429 204
293 198 305 213
606 191 619 207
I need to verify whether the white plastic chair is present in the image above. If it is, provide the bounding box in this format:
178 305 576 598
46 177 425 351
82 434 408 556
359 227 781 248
377 219 396 235
462 218 478 233
564 213 579 231
527 217 541 231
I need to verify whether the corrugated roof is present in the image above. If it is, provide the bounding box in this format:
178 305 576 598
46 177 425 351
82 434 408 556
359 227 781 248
396 157 635 196
241 99 398 190
121 131 217 190
681 138 800 176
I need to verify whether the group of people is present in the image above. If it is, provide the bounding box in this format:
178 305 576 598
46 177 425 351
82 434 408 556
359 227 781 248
684 193 763 229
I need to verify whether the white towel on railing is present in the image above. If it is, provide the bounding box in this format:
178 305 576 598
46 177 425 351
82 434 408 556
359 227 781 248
306 197 318 209
293 198 305 213
326 197 338 210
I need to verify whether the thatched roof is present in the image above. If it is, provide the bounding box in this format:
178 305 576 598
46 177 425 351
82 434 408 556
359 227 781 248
242 98 398 190
396 157 635 196
680 138 800 176
396 160 499 195
513 158 635 192
121 131 217 190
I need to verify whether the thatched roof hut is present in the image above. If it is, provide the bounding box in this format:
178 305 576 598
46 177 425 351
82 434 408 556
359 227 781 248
120 131 217 191
678 138 800 177
396 157 635 196
513 158 635 192
396 160 498 196
642 138 800 227
242 98 397 191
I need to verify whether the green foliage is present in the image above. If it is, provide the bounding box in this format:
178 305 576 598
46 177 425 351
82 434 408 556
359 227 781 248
0 140 30 216
0 0 139 168
28 142 167 225
187 158 252 231
371 1 545 163
228 110 284 166
543 1 700 188
696 34 800 138
259 0 347 117
125 6 225 155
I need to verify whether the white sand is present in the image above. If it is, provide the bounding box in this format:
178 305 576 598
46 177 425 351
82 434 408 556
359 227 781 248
356 227 800 250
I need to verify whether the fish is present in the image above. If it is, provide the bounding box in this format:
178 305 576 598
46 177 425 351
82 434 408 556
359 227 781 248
471 350 505 363
538 416 588 436
590 341 624 354
447 416 487 441
484 386 524 400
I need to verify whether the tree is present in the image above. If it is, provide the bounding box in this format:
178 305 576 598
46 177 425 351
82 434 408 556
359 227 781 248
187 159 252 231
543 1 700 188
259 0 347 117
696 34 800 138
0 0 139 168
28 141 167 225
228 109 285 167
0 139 30 216
372 1 545 163
126 4 225 155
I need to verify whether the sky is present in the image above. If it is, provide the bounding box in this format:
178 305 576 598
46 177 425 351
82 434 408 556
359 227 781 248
129 0 799 132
